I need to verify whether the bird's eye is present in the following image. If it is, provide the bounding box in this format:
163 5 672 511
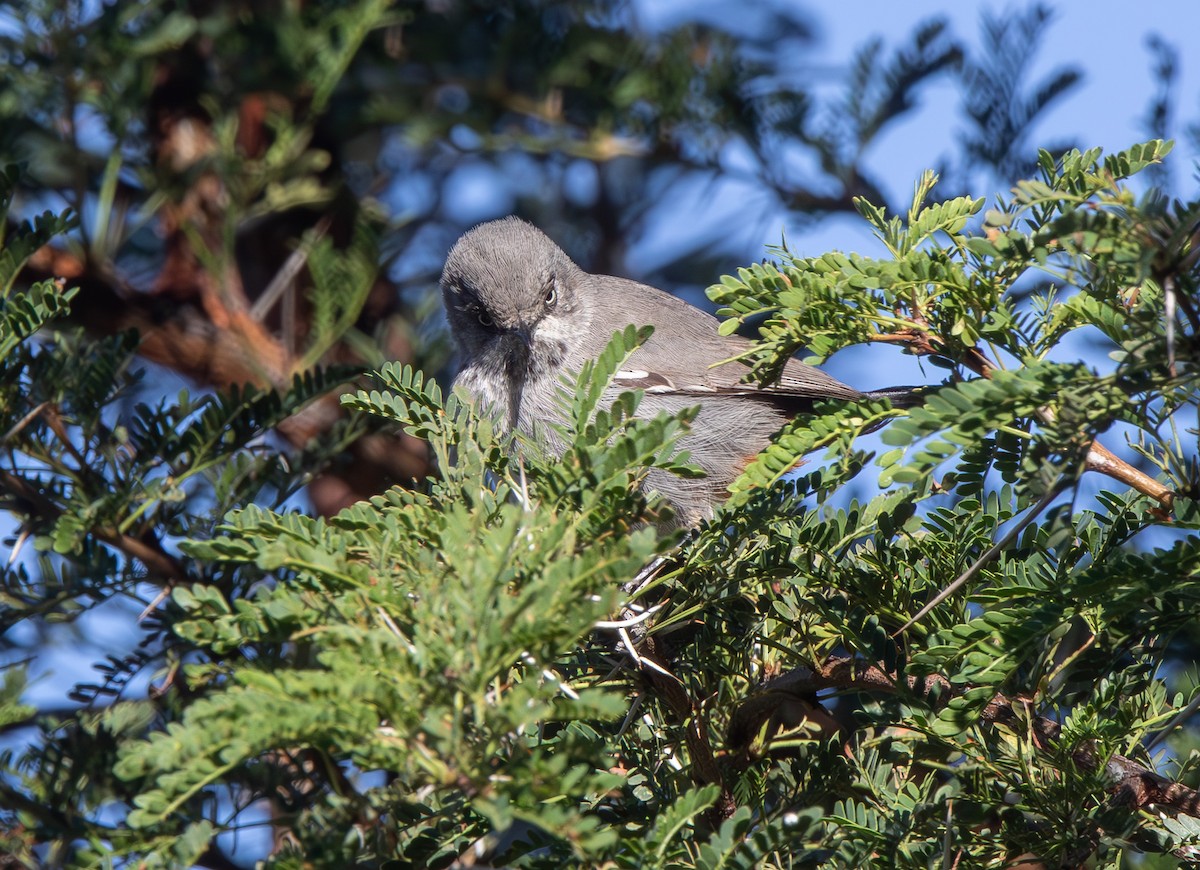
464 303 494 328
544 281 558 308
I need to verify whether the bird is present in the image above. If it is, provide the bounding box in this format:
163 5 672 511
441 216 918 527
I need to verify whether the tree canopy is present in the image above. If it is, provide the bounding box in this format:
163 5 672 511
2 1 1200 867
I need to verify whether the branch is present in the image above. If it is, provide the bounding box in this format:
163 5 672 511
871 328 1175 510
635 634 736 825
730 656 1200 819
893 483 1063 634
18 247 429 513
0 468 189 586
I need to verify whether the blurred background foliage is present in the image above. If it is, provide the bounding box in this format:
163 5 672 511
0 0 1125 513
3 0 1200 866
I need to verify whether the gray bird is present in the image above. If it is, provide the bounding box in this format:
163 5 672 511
441 217 917 527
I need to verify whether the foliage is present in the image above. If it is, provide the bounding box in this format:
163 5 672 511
0 165 370 865
5 138 1200 866
4 1 1200 868
0 0 1015 515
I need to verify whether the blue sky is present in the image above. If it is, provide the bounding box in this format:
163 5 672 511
809 2 1200 182
815 1 1200 238
621 1 1200 538
630 1 1200 269
616 2 1200 392
415 2 1200 310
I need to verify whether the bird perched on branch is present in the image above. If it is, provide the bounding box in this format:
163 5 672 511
441 217 918 527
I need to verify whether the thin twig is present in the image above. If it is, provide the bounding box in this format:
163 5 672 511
1164 275 1178 379
874 325 1176 510
0 468 189 586
250 216 332 322
541 668 580 700
942 799 954 870
7 528 29 567
737 656 1200 819
621 552 669 595
614 693 645 739
894 484 1063 635
595 603 662 630
508 455 534 512
138 585 172 621
617 625 673 677
1 401 49 445
1146 690 1200 753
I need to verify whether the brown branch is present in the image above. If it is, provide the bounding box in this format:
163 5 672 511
95 528 188 586
19 248 429 513
637 636 737 825
1085 441 1173 510
0 468 188 587
0 401 189 585
731 656 1200 820
871 329 1176 511
15 57 430 515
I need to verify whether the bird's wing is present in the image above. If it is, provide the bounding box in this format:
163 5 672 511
610 354 862 400
590 276 864 405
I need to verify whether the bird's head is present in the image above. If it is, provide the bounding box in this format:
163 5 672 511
441 217 588 380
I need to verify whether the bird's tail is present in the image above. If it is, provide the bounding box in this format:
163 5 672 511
864 386 926 409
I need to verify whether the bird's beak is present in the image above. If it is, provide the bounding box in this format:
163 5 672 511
511 323 533 348
501 324 533 374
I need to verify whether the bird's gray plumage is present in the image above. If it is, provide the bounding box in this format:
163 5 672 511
442 217 913 526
